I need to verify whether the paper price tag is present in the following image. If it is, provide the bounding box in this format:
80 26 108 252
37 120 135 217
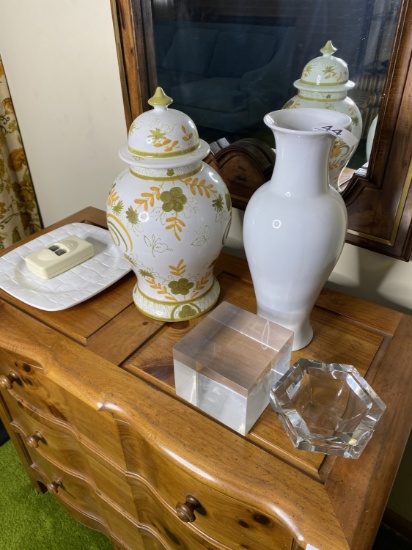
313 124 358 148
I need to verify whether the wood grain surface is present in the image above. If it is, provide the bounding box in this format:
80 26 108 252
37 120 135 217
0 207 411 550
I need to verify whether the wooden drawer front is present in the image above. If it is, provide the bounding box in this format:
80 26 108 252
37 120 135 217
100 496 201 550
0 348 127 470
128 479 248 550
0 349 71 422
87 451 137 520
118 427 293 550
99 498 157 550
31 449 107 528
138 530 169 550
78 447 274 550
65 390 127 470
87 451 225 549
6 390 141 533
5 394 89 475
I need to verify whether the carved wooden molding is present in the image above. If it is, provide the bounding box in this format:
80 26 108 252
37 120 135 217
342 0 412 259
204 139 275 211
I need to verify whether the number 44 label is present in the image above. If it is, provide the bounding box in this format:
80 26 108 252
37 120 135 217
313 124 358 148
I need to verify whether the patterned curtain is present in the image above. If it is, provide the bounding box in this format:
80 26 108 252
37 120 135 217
0 56 41 250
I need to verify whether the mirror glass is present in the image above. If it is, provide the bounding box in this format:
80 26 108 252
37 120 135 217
148 0 401 172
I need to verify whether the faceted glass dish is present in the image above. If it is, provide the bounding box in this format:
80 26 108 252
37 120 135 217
270 358 386 459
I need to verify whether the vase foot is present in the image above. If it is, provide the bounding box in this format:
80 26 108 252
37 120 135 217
256 308 313 351
291 325 314 351
133 279 221 322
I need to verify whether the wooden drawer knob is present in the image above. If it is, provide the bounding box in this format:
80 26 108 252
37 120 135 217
0 371 20 390
176 494 201 523
26 431 43 448
47 478 62 494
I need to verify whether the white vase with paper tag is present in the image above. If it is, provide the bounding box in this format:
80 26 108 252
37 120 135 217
243 108 352 350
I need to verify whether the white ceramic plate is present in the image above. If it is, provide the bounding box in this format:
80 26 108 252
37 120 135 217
0 223 132 311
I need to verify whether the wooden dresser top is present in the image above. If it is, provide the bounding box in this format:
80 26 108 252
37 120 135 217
1 206 411 549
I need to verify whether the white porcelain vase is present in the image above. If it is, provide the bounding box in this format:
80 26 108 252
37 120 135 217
243 108 350 350
107 88 232 321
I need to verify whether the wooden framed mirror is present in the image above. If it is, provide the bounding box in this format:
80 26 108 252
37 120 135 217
111 0 412 260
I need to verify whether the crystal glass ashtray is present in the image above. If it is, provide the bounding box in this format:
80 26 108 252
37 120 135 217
270 359 386 459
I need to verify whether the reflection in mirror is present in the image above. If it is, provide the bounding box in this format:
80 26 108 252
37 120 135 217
149 0 401 173
112 0 411 259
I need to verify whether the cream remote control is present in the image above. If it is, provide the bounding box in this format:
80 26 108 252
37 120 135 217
25 236 94 279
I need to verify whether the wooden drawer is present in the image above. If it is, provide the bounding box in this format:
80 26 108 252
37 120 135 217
98 498 158 550
96 369 348 550
0 346 127 471
30 448 106 528
86 450 138 520
128 479 284 550
0 348 72 421
100 485 227 550
115 421 293 550
4 392 89 475
128 464 293 550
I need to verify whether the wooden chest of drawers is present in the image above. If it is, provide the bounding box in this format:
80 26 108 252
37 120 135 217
1 207 411 550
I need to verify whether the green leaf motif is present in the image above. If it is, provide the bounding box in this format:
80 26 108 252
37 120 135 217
168 278 194 296
212 194 224 212
178 305 197 319
126 205 139 225
225 193 231 211
123 253 137 267
161 187 187 213
149 128 167 142
113 200 124 215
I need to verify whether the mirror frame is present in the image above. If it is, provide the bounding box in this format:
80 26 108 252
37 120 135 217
111 0 412 260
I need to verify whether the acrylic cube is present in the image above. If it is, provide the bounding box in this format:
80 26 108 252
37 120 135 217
173 301 293 435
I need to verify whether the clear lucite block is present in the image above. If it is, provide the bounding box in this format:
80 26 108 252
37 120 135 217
270 358 386 458
173 301 293 435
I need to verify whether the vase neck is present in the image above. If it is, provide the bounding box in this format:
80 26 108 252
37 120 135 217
270 129 334 196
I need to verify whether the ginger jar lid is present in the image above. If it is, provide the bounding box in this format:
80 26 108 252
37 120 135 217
294 41 355 93
119 87 210 168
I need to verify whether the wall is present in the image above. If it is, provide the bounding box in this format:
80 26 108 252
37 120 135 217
0 0 127 227
0 0 410 524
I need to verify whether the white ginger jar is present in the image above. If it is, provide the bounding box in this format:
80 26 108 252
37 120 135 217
107 87 232 321
283 41 362 189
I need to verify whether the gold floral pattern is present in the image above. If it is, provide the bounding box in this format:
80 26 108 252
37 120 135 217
137 256 214 302
0 57 41 249
302 63 313 79
127 176 223 242
129 113 198 157
108 171 225 305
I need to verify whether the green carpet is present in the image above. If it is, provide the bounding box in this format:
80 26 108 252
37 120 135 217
0 440 113 550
